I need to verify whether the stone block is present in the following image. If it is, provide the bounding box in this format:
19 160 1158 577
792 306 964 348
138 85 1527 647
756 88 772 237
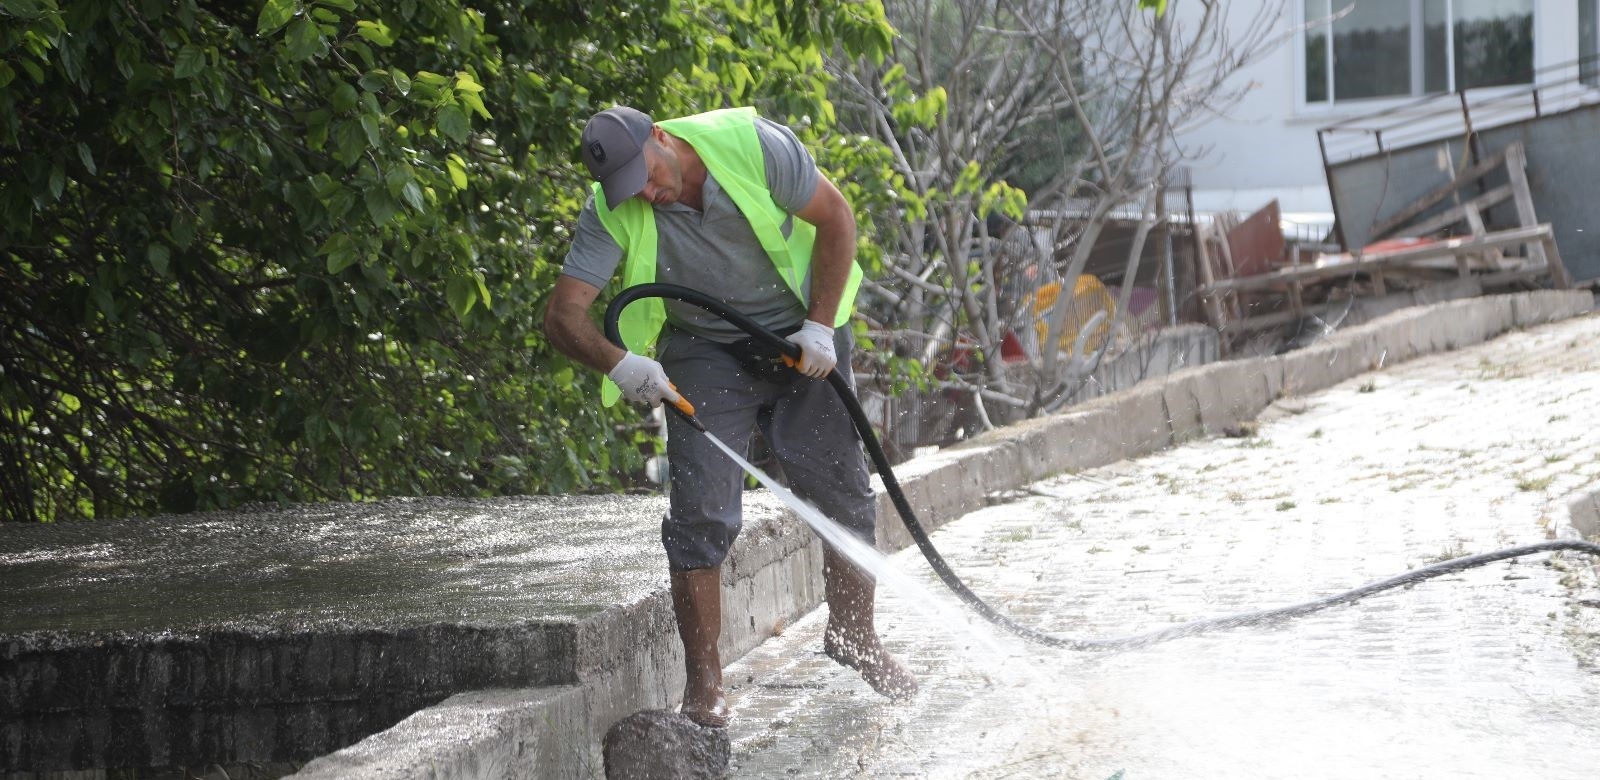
1172 357 1281 437
1510 290 1594 326
603 710 730 780
1078 382 1171 460
1571 489 1600 540
1159 371 1205 444
995 415 1078 481
1279 329 1377 397
1367 306 1426 365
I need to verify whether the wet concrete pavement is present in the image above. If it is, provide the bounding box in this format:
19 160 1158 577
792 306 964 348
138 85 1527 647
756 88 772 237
0 493 732 771
722 313 1600 779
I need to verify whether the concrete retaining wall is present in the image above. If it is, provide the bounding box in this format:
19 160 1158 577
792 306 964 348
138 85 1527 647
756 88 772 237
2 624 574 773
284 494 826 780
277 290 1595 780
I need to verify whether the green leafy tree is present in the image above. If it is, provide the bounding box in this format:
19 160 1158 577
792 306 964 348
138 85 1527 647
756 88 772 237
0 0 891 522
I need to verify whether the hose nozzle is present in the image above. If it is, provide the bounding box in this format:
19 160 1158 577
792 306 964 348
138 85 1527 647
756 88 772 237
668 392 706 433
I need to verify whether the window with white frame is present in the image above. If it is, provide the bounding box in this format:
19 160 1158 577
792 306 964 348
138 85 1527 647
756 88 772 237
1303 0 1534 104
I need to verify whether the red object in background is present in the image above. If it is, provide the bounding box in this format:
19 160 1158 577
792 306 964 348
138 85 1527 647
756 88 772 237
1361 237 1436 254
1315 237 1439 268
1000 331 1026 363
936 332 1029 380
1226 199 1286 277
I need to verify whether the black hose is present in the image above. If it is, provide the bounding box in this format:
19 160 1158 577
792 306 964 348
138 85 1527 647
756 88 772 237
603 283 1600 651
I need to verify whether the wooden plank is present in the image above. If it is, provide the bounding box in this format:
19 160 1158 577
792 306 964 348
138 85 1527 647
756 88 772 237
1194 224 1554 296
1394 184 1511 239
1217 236 1243 321
1504 143 1555 281
1192 224 1228 332
1396 255 1500 273
1542 235 1574 289
1355 224 1549 265
1369 143 1516 239
1460 204 1493 274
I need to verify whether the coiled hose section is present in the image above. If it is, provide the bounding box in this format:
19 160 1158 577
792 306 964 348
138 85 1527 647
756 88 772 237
604 283 1600 651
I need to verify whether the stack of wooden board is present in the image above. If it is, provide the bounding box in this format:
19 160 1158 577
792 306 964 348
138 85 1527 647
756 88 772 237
1194 140 1571 346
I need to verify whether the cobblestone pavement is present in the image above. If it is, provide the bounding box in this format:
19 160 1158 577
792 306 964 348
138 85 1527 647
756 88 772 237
721 313 1600 779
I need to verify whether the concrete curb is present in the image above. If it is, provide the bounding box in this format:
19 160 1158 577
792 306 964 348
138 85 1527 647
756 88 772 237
1572 490 1600 541
290 290 1593 779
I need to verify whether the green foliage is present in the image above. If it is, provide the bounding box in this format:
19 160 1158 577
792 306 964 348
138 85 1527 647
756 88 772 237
0 0 893 521
882 64 946 129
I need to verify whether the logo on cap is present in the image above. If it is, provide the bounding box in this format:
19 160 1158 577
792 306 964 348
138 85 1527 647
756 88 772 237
588 141 607 164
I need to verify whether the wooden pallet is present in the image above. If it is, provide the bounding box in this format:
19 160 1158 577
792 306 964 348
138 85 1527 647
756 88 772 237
1195 140 1572 342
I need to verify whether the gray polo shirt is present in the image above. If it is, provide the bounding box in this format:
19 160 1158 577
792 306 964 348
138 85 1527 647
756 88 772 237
562 116 821 343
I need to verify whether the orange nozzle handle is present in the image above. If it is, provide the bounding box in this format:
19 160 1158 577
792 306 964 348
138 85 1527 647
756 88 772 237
665 383 706 432
670 395 696 418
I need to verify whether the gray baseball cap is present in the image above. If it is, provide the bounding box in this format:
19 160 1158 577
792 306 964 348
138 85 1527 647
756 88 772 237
580 106 654 209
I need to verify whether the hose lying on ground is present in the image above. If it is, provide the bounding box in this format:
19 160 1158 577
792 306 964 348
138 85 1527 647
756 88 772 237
604 283 1600 651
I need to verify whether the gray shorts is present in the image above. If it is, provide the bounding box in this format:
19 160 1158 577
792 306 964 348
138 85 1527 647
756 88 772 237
657 326 876 571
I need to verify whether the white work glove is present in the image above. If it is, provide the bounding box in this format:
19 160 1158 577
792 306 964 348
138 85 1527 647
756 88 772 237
608 351 683 407
784 320 837 379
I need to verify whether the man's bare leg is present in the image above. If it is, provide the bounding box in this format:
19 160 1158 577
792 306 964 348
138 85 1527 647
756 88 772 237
821 545 919 700
670 565 732 727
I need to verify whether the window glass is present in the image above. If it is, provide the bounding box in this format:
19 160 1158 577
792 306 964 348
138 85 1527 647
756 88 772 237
1332 0 1413 100
1452 0 1534 88
1422 0 1450 93
1305 0 1540 104
1582 0 1598 86
1305 0 1330 102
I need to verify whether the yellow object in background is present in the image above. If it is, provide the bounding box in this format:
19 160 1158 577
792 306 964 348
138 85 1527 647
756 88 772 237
1026 275 1116 355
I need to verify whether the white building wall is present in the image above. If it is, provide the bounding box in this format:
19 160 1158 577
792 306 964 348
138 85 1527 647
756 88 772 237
1168 0 1584 221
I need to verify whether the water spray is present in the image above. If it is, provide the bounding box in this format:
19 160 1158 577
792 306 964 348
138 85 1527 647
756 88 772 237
604 283 1600 652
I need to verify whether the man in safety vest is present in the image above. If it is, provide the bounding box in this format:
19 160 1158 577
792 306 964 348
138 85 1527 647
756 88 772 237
544 106 917 727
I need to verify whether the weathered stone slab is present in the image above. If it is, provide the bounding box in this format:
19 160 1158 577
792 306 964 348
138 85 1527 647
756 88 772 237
602 709 729 780
1077 381 1172 461
1509 289 1593 326
1572 489 1600 541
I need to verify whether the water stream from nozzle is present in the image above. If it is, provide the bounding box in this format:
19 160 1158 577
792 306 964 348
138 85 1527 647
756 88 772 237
696 429 1013 655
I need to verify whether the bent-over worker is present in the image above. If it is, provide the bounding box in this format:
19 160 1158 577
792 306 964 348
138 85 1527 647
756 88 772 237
544 105 918 727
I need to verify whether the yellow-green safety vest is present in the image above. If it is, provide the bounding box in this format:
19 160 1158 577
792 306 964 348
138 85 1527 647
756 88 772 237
593 107 862 405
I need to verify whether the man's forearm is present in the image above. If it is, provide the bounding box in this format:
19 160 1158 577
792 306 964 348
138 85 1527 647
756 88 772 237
547 311 624 374
807 219 855 326
797 177 858 326
544 290 627 375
